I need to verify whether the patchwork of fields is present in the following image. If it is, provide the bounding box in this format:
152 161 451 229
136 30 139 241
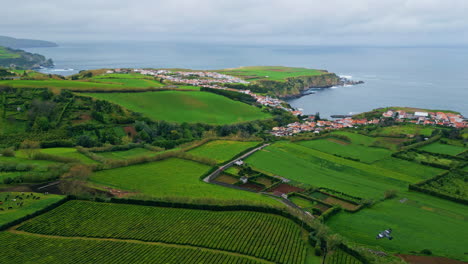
245 135 467 261
246 142 414 199
84 91 271 125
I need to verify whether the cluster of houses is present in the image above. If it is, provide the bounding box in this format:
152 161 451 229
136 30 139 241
271 118 378 136
381 109 467 128
270 109 467 137
131 68 249 86
130 68 305 113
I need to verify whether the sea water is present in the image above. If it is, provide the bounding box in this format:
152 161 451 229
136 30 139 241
25 42 468 117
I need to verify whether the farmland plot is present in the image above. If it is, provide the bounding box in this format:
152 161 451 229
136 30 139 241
17 200 308 264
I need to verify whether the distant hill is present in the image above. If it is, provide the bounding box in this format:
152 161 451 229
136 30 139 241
0 46 53 69
0 36 58 48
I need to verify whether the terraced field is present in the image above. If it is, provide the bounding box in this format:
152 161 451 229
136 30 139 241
16 200 309 264
84 91 271 125
188 140 260 163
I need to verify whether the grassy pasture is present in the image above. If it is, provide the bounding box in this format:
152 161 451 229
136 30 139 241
297 139 392 163
187 140 260 163
0 72 165 91
216 66 324 82
246 142 413 199
371 125 434 137
84 91 271 125
89 158 280 206
0 192 64 226
419 142 466 156
0 232 264 264
34 148 97 164
95 148 158 160
328 192 468 261
330 131 377 146
374 157 444 181
0 155 56 168
18 200 308 264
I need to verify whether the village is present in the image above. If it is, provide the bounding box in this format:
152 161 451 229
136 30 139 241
111 68 297 111
108 69 468 137
271 108 468 137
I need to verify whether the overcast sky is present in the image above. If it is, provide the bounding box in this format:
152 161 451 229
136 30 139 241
3 0 468 45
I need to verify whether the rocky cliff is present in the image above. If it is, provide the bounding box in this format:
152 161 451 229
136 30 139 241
255 73 342 98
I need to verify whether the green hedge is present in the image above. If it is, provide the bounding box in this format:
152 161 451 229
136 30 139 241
317 206 341 222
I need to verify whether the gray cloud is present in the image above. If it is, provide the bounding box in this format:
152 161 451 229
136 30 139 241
2 0 468 45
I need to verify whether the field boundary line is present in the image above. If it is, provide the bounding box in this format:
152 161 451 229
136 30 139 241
8 229 274 264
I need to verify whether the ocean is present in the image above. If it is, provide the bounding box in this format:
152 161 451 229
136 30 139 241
25 42 468 117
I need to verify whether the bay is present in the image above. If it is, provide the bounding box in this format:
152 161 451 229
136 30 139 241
25 42 468 117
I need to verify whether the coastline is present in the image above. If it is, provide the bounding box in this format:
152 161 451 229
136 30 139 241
281 78 364 100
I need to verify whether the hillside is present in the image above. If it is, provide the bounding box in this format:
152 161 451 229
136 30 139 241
0 36 58 48
216 66 349 98
0 46 54 69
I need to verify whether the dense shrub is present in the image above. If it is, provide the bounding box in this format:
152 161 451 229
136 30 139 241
0 147 15 157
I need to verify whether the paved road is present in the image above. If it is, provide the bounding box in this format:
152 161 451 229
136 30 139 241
202 143 314 219
203 143 270 183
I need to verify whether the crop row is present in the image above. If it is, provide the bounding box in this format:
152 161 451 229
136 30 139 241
17 200 307 264
0 232 262 264
325 249 362 264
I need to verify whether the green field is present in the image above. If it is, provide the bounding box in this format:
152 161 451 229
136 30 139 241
419 142 466 156
0 155 57 168
246 142 416 199
371 125 434 137
95 148 158 160
373 157 444 180
216 66 324 82
297 138 391 163
0 232 264 264
0 46 20 59
89 158 280 206
34 148 97 164
328 192 468 261
84 91 271 125
0 72 165 91
188 140 260 163
17 200 308 264
0 192 64 226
